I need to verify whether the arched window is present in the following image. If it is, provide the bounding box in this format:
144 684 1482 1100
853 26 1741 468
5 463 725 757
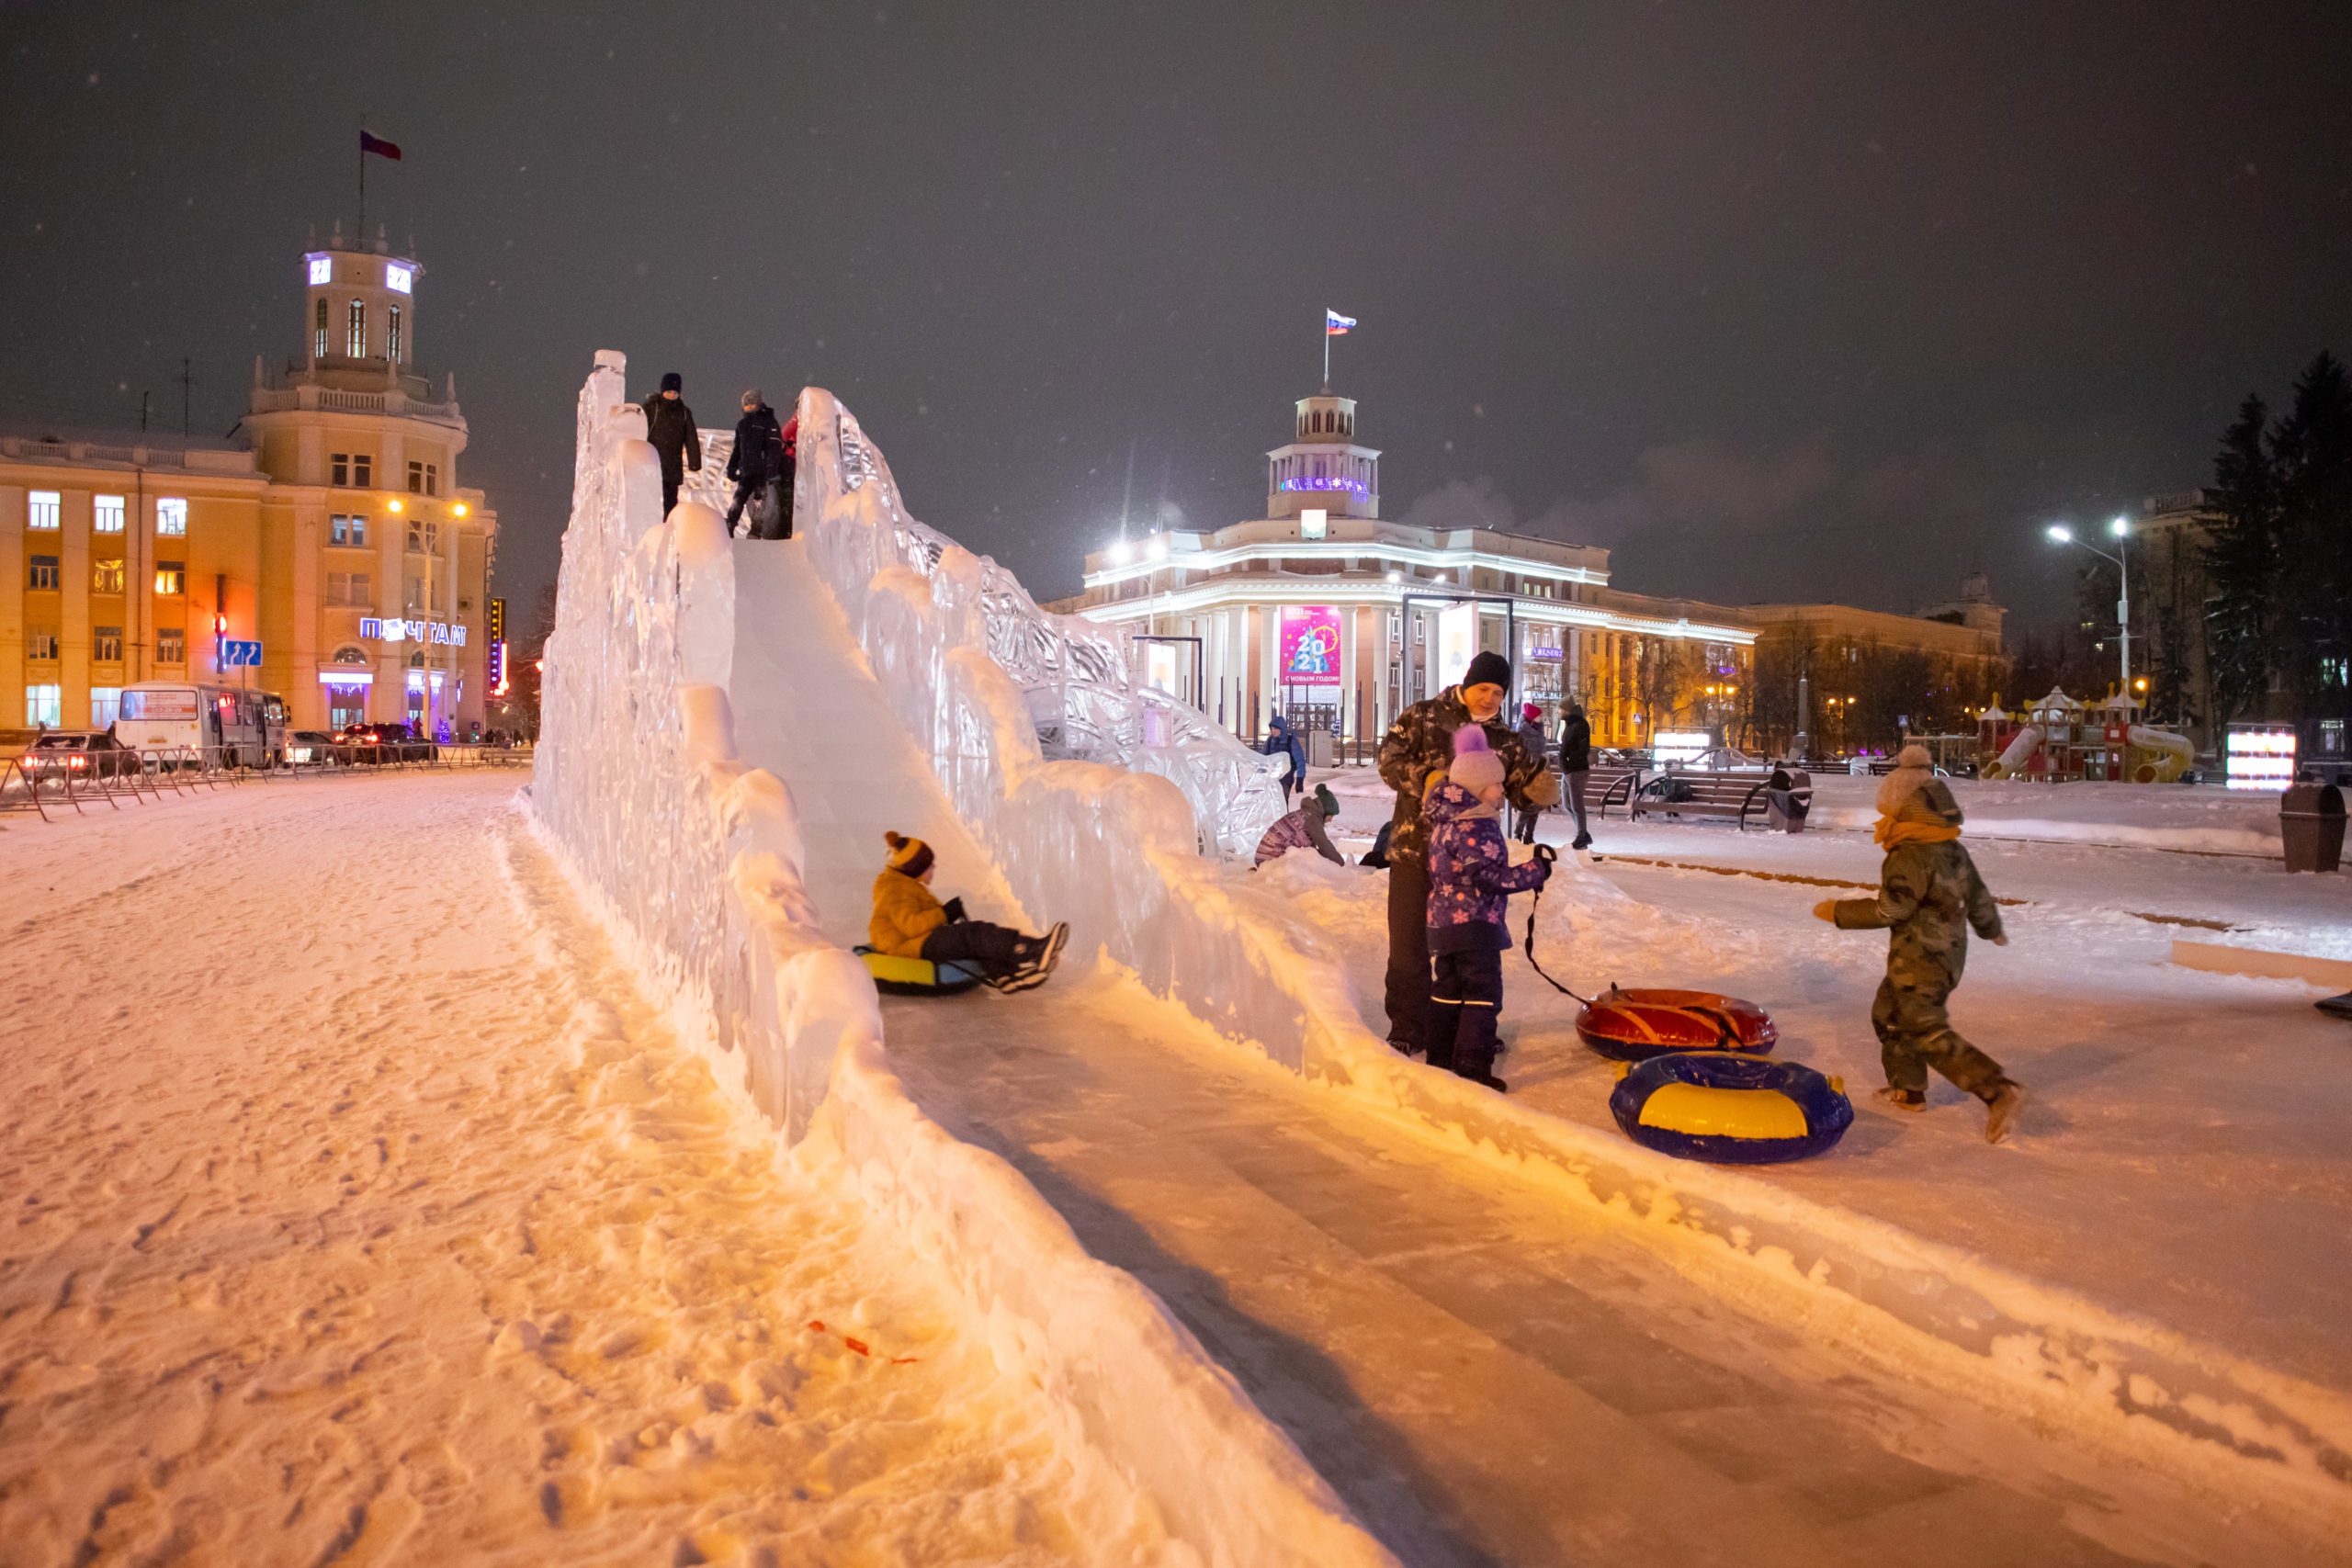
313 299 329 359
388 303 402 364
346 299 367 357
334 644 368 665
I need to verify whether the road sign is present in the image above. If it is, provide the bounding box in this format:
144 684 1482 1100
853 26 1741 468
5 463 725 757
222 639 264 668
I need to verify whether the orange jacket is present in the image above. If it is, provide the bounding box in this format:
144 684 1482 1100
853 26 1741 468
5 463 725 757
870 869 948 958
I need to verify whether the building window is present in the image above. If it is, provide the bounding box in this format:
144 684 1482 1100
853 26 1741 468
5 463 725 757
389 302 402 363
28 491 61 530
95 494 126 534
28 630 60 661
406 520 440 553
91 686 122 728
327 570 373 606
94 626 123 662
28 555 61 591
157 627 186 664
346 298 367 357
25 684 62 728
155 560 187 596
314 298 329 358
406 460 440 496
331 453 373 487
157 497 187 536
331 513 371 546
334 644 368 664
93 558 125 594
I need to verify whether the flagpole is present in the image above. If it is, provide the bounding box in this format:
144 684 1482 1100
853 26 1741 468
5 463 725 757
357 118 366 236
1322 310 1329 390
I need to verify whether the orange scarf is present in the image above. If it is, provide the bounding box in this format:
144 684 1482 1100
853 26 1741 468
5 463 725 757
1875 814 1962 851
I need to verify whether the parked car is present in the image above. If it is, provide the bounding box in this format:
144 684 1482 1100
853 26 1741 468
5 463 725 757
19 730 139 779
285 729 343 766
336 721 439 764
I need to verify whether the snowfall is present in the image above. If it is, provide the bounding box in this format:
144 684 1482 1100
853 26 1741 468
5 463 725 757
3 361 2347 1567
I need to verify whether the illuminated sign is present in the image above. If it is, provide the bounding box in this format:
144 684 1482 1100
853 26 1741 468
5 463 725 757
1278 477 1369 496
487 596 506 641
488 639 506 695
1278 605 1342 687
2225 727 2297 792
1653 728 1712 765
307 254 332 286
1300 508 1328 540
385 263 413 293
359 615 468 646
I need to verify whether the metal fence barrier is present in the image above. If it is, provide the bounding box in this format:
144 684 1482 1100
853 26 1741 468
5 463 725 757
0 740 535 822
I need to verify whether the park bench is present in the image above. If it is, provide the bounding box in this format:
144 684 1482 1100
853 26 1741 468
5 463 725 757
1627 768 1780 829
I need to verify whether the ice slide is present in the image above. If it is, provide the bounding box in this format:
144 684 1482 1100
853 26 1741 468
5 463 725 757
540 359 2348 1561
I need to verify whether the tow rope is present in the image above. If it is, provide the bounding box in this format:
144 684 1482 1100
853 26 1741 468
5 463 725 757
1518 844 1746 1052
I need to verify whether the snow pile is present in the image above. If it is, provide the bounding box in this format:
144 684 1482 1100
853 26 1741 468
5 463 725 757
786 386 2352 1539
532 355 1395 1568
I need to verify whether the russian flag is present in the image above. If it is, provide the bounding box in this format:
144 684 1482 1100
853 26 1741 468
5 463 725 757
1326 309 1355 335
360 129 402 161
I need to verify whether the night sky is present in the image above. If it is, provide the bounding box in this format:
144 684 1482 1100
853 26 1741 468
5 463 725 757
5 2 2348 636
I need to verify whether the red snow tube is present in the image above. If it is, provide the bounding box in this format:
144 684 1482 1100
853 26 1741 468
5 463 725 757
1574 987 1778 1062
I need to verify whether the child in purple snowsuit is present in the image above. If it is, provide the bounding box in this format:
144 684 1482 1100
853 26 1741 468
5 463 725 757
1422 727 1551 1089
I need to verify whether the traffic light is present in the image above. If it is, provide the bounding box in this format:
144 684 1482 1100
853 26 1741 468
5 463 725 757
213 612 227 636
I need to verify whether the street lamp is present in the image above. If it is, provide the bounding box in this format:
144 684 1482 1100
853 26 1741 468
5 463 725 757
2045 517 2132 699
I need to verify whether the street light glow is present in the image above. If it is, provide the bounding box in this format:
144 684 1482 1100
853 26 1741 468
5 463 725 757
2109 514 2131 538
2045 523 2071 544
1144 535 1168 561
1107 537 1132 565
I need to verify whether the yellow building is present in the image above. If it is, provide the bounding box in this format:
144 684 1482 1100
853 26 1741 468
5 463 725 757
0 222 497 735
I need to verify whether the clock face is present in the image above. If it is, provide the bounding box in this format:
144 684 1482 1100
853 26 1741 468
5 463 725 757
385 263 413 294
308 255 333 286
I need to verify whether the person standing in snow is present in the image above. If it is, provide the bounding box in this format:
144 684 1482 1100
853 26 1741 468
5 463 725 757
1813 743 2027 1144
871 831 1068 993
1511 702 1550 844
1263 713 1308 802
639 372 702 518
724 388 797 539
1254 783 1346 868
1375 651 1546 1057
1556 697 1593 851
1423 727 1552 1089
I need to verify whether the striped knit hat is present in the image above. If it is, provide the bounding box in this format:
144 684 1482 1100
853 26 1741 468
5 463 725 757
884 830 934 878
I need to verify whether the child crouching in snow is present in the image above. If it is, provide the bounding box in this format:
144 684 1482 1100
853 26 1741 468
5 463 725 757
1814 744 2027 1144
871 832 1068 994
1422 727 1552 1091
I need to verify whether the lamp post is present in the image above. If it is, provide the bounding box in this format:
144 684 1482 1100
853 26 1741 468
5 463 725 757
2046 518 2132 699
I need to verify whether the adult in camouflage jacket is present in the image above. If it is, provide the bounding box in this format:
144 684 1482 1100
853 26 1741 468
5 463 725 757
1375 651 1545 1054
1816 747 2027 1144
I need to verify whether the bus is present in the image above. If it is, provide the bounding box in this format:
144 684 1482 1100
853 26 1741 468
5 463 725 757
116 682 288 769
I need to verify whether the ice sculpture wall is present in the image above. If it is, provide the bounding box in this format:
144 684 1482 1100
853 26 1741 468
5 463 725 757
529 355 1396 1568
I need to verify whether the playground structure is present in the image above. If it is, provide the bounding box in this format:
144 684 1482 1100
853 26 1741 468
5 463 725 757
1977 686 2195 783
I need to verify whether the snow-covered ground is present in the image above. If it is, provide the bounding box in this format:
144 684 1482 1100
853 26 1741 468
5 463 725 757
1315 765 2352 1391
0 773 1170 1565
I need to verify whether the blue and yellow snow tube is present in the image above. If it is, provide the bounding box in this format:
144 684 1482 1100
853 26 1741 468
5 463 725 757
1609 1053 1853 1165
855 945 985 998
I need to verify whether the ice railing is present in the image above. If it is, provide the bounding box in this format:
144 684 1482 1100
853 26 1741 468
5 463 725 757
688 414 1285 858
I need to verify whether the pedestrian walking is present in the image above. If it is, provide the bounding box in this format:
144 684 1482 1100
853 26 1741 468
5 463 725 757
1374 651 1544 1056
1423 726 1551 1089
639 372 702 518
1556 698 1593 851
1263 713 1307 802
1512 701 1549 843
725 388 797 539
1814 744 2027 1143
1254 783 1346 868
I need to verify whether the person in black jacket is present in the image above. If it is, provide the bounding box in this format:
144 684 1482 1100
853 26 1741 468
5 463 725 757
639 372 702 517
1556 698 1593 850
725 388 795 538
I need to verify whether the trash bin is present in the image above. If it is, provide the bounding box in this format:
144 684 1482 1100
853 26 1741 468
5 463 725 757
2280 780 2346 874
1308 728 1335 768
1768 770 1813 833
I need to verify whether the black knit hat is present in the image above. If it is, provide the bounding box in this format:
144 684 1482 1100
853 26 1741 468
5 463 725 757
1462 649 1511 693
660 371 683 393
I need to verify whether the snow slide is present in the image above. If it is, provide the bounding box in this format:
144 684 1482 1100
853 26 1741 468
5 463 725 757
531 353 1395 1568
751 382 2352 1543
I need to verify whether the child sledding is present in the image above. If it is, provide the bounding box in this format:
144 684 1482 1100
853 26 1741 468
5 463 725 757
869 831 1068 994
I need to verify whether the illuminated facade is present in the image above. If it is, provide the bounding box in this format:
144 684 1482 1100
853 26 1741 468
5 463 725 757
0 222 496 734
1048 389 1757 748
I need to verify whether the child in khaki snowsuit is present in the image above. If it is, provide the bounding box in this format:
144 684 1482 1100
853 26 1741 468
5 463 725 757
1814 745 2028 1144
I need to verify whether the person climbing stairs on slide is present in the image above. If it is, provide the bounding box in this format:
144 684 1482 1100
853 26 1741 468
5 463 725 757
870 831 1068 993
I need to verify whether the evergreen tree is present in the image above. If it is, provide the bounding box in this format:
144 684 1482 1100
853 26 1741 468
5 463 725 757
2270 353 2352 716
2201 395 2278 724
